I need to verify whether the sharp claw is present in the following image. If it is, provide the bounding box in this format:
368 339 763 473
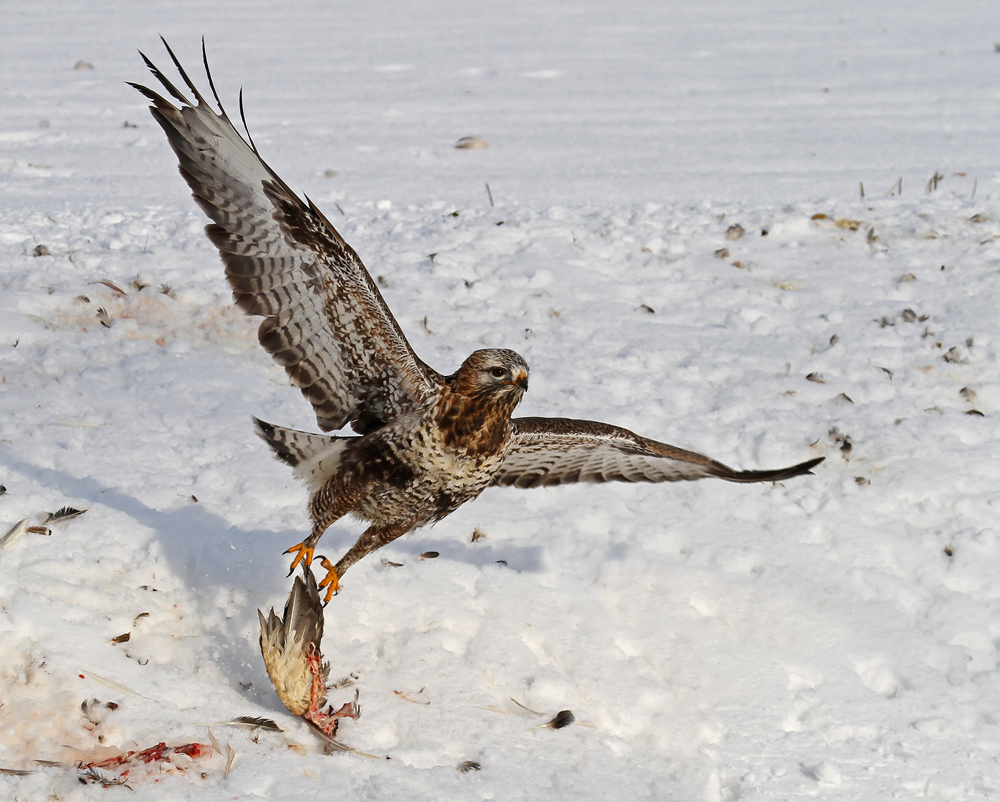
285 542 315 575
317 557 340 603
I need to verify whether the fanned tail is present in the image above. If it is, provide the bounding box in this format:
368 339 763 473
253 417 355 492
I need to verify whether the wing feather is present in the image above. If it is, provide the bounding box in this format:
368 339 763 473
494 417 823 489
130 38 443 433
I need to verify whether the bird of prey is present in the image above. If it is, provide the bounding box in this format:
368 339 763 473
258 567 358 744
132 40 823 601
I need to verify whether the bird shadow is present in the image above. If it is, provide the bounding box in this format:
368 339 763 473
2 456 546 713
2 455 293 706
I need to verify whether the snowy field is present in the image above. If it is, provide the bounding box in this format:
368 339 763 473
3 1 1000 799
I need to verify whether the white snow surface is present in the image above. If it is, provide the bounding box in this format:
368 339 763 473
3 2 1000 799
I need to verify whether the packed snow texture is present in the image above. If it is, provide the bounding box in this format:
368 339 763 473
3 1 1000 799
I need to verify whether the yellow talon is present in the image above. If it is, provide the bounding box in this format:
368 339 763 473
285 542 315 575
317 557 340 603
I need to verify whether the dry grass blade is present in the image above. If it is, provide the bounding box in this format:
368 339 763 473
224 743 236 777
304 720 356 753
90 279 127 296
394 689 430 705
80 669 150 699
509 697 543 716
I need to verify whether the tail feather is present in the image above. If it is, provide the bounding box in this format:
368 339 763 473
253 417 354 492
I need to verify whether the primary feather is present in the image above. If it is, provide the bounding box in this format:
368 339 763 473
129 38 441 434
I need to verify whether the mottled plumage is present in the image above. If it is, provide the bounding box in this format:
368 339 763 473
134 41 822 600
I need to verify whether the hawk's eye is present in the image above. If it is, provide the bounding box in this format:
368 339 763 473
489 367 507 379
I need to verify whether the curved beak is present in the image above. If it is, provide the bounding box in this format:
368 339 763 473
500 371 528 392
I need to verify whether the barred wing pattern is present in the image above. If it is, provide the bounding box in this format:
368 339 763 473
494 417 824 489
130 40 442 433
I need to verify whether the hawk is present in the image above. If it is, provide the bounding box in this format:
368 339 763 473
132 40 823 601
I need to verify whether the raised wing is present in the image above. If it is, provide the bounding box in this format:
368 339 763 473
130 39 442 433
493 417 823 489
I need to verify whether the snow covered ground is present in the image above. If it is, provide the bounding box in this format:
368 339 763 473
3 1 1000 799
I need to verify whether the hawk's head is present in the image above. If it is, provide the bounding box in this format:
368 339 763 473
451 349 529 400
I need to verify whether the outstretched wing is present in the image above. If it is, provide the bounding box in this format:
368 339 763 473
493 417 823 489
130 39 442 433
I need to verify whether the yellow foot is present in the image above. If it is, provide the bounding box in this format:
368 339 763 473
317 557 340 603
284 542 315 576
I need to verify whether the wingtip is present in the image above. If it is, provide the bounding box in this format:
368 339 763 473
779 455 825 479
252 415 275 436
800 456 825 475
716 454 826 484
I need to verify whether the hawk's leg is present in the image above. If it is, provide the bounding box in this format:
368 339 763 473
317 520 415 602
285 478 373 576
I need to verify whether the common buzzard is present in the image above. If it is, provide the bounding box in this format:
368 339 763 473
132 40 823 601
